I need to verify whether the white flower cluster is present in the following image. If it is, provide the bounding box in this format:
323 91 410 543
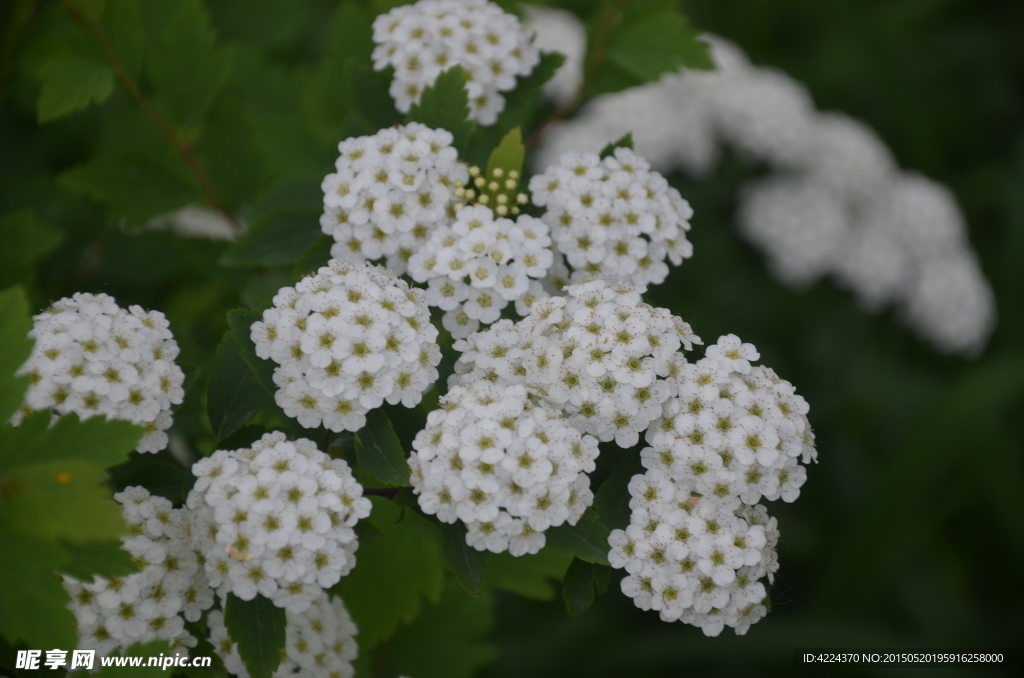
451 278 701 448
251 261 440 432
409 380 598 555
407 205 554 338
208 590 358 678
186 432 372 613
372 0 540 125
321 124 468 277
530 12 996 355
64 487 213 659
16 292 185 453
608 334 816 636
529 148 694 286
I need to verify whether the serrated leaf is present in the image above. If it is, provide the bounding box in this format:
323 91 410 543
37 54 113 122
599 132 634 159
593 458 644 531
95 640 173 678
561 558 610 617
226 309 277 397
605 9 713 82
382 578 497 678
440 522 489 596
220 180 323 268
0 525 77 650
355 408 411 486
2 459 128 542
404 66 473 152
147 0 231 125
0 286 34 424
207 331 271 442
58 153 201 225
483 549 571 600
223 594 286 678
0 209 63 288
339 497 443 648
544 511 611 565
485 127 524 178
0 412 144 472
56 539 140 583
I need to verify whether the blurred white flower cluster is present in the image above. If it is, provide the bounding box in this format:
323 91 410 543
64 487 212 660
15 292 185 452
251 261 440 432
528 10 995 356
372 0 540 124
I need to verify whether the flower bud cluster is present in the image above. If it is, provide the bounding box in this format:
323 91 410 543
321 124 468 276
609 478 779 637
64 487 212 660
16 292 185 453
208 589 358 678
409 380 598 555
251 262 441 432
406 205 554 339
371 0 540 125
452 165 531 217
529 148 694 286
186 432 372 613
451 278 701 448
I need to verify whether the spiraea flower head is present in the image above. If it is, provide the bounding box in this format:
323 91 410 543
16 292 185 453
251 261 441 432
410 379 598 555
186 432 372 613
208 588 359 678
529 147 694 286
63 487 211 660
322 123 469 276
372 0 540 125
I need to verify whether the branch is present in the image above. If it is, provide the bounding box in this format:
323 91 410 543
61 0 242 240
524 0 632 152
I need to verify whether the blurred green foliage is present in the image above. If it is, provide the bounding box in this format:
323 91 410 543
0 0 1021 676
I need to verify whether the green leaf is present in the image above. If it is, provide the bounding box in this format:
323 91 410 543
37 54 113 122
57 153 202 225
108 452 196 504
207 331 272 441
348 60 402 130
147 0 231 124
440 522 489 596
0 209 63 288
339 497 443 648
105 0 145 80
355 408 411 486
0 412 144 472
95 640 173 678
485 127 525 179
179 633 228 678
382 579 497 678
404 66 473 152
292 235 334 279
223 594 286 678
220 180 323 267
2 458 128 542
544 511 611 565
483 549 571 600
0 286 34 424
56 539 140 583
599 132 634 159
593 458 644 531
226 309 277 396
0 525 77 650
605 9 713 83
561 558 610 617
325 1 374 63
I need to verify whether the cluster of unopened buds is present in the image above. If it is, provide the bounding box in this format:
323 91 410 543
453 165 531 216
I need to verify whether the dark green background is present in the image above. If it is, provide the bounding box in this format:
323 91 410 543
2 0 1022 676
